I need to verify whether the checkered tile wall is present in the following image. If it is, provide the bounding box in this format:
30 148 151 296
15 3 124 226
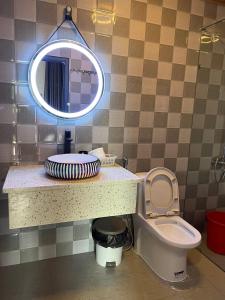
0 0 224 265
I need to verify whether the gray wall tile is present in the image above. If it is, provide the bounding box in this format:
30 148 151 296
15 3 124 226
20 247 38 263
19 230 38 250
15 20 36 42
151 143 165 158
111 55 128 75
174 29 188 47
39 228 56 246
0 234 19 252
126 76 142 93
139 128 153 143
141 95 155 111
0 17 14 40
56 242 73 257
76 126 92 143
178 0 191 12
16 63 29 82
162 8 176 27
0 104 16 124
77 9 95 32
0 62 15 82
73 224 90 241
36 1 57 25
93 109 109 126
56 226 73 243
17 125 37 143
39 244 56 260
113 17 130 38
0 39 14 61
0 0 14 18
0 250 20 266
143 60 158 78
131 1 147 22
108 127 124 143
38 125 57 143
17 105 36 124
0 124 16 143
125 111 140 127
95 34 112 54
18 144 38 162
146 23 161 43
123 144 137 159
129 39 144 58
110 92 126 110
159 44 173 62
0 83 14 104
14 0 36 22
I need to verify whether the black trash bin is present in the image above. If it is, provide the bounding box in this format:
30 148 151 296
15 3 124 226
92 216 127 267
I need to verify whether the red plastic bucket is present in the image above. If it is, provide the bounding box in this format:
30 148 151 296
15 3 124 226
206 211 225 254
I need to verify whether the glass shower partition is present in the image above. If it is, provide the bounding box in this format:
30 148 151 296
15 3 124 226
185 18 225 271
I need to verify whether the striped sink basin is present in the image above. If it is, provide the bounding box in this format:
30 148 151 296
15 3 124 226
45 154 101 179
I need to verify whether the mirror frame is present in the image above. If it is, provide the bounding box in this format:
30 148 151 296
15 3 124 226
28 39 104 119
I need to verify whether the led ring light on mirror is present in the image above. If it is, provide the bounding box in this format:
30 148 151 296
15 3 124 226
29 40 104 119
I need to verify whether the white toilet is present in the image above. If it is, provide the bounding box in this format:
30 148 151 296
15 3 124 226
133 167 201 282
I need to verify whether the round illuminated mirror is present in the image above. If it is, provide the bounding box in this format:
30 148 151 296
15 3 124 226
29 40 104 119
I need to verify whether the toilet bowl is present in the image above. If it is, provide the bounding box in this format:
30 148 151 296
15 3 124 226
133 168 201 282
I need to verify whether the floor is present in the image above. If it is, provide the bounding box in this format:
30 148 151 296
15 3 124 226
0 249 225 300
199 232 225 272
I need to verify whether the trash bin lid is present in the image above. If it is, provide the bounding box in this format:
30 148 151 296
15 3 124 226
93 217 126 235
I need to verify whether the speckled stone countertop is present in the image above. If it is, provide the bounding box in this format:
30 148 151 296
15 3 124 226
3 164 141 193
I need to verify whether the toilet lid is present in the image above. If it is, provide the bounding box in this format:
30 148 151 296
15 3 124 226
144 167 180 217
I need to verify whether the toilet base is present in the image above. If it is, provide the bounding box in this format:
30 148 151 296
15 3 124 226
134 214 187 282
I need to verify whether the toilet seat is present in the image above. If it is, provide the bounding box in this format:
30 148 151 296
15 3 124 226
144 167 179 218
146 216 201 248
135 169 201 248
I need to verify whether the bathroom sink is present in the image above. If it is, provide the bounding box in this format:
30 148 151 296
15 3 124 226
45 154 101 179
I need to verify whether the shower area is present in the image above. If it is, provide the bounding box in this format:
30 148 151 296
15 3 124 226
185 17 225 271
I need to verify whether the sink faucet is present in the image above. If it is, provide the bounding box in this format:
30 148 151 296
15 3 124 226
64 130 73 154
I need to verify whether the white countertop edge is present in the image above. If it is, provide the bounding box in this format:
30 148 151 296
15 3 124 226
3 164 142 194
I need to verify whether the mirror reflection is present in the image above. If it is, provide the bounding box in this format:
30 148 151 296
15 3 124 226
36 47 99 113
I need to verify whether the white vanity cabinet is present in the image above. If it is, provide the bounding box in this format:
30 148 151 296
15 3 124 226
3 165 140 229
